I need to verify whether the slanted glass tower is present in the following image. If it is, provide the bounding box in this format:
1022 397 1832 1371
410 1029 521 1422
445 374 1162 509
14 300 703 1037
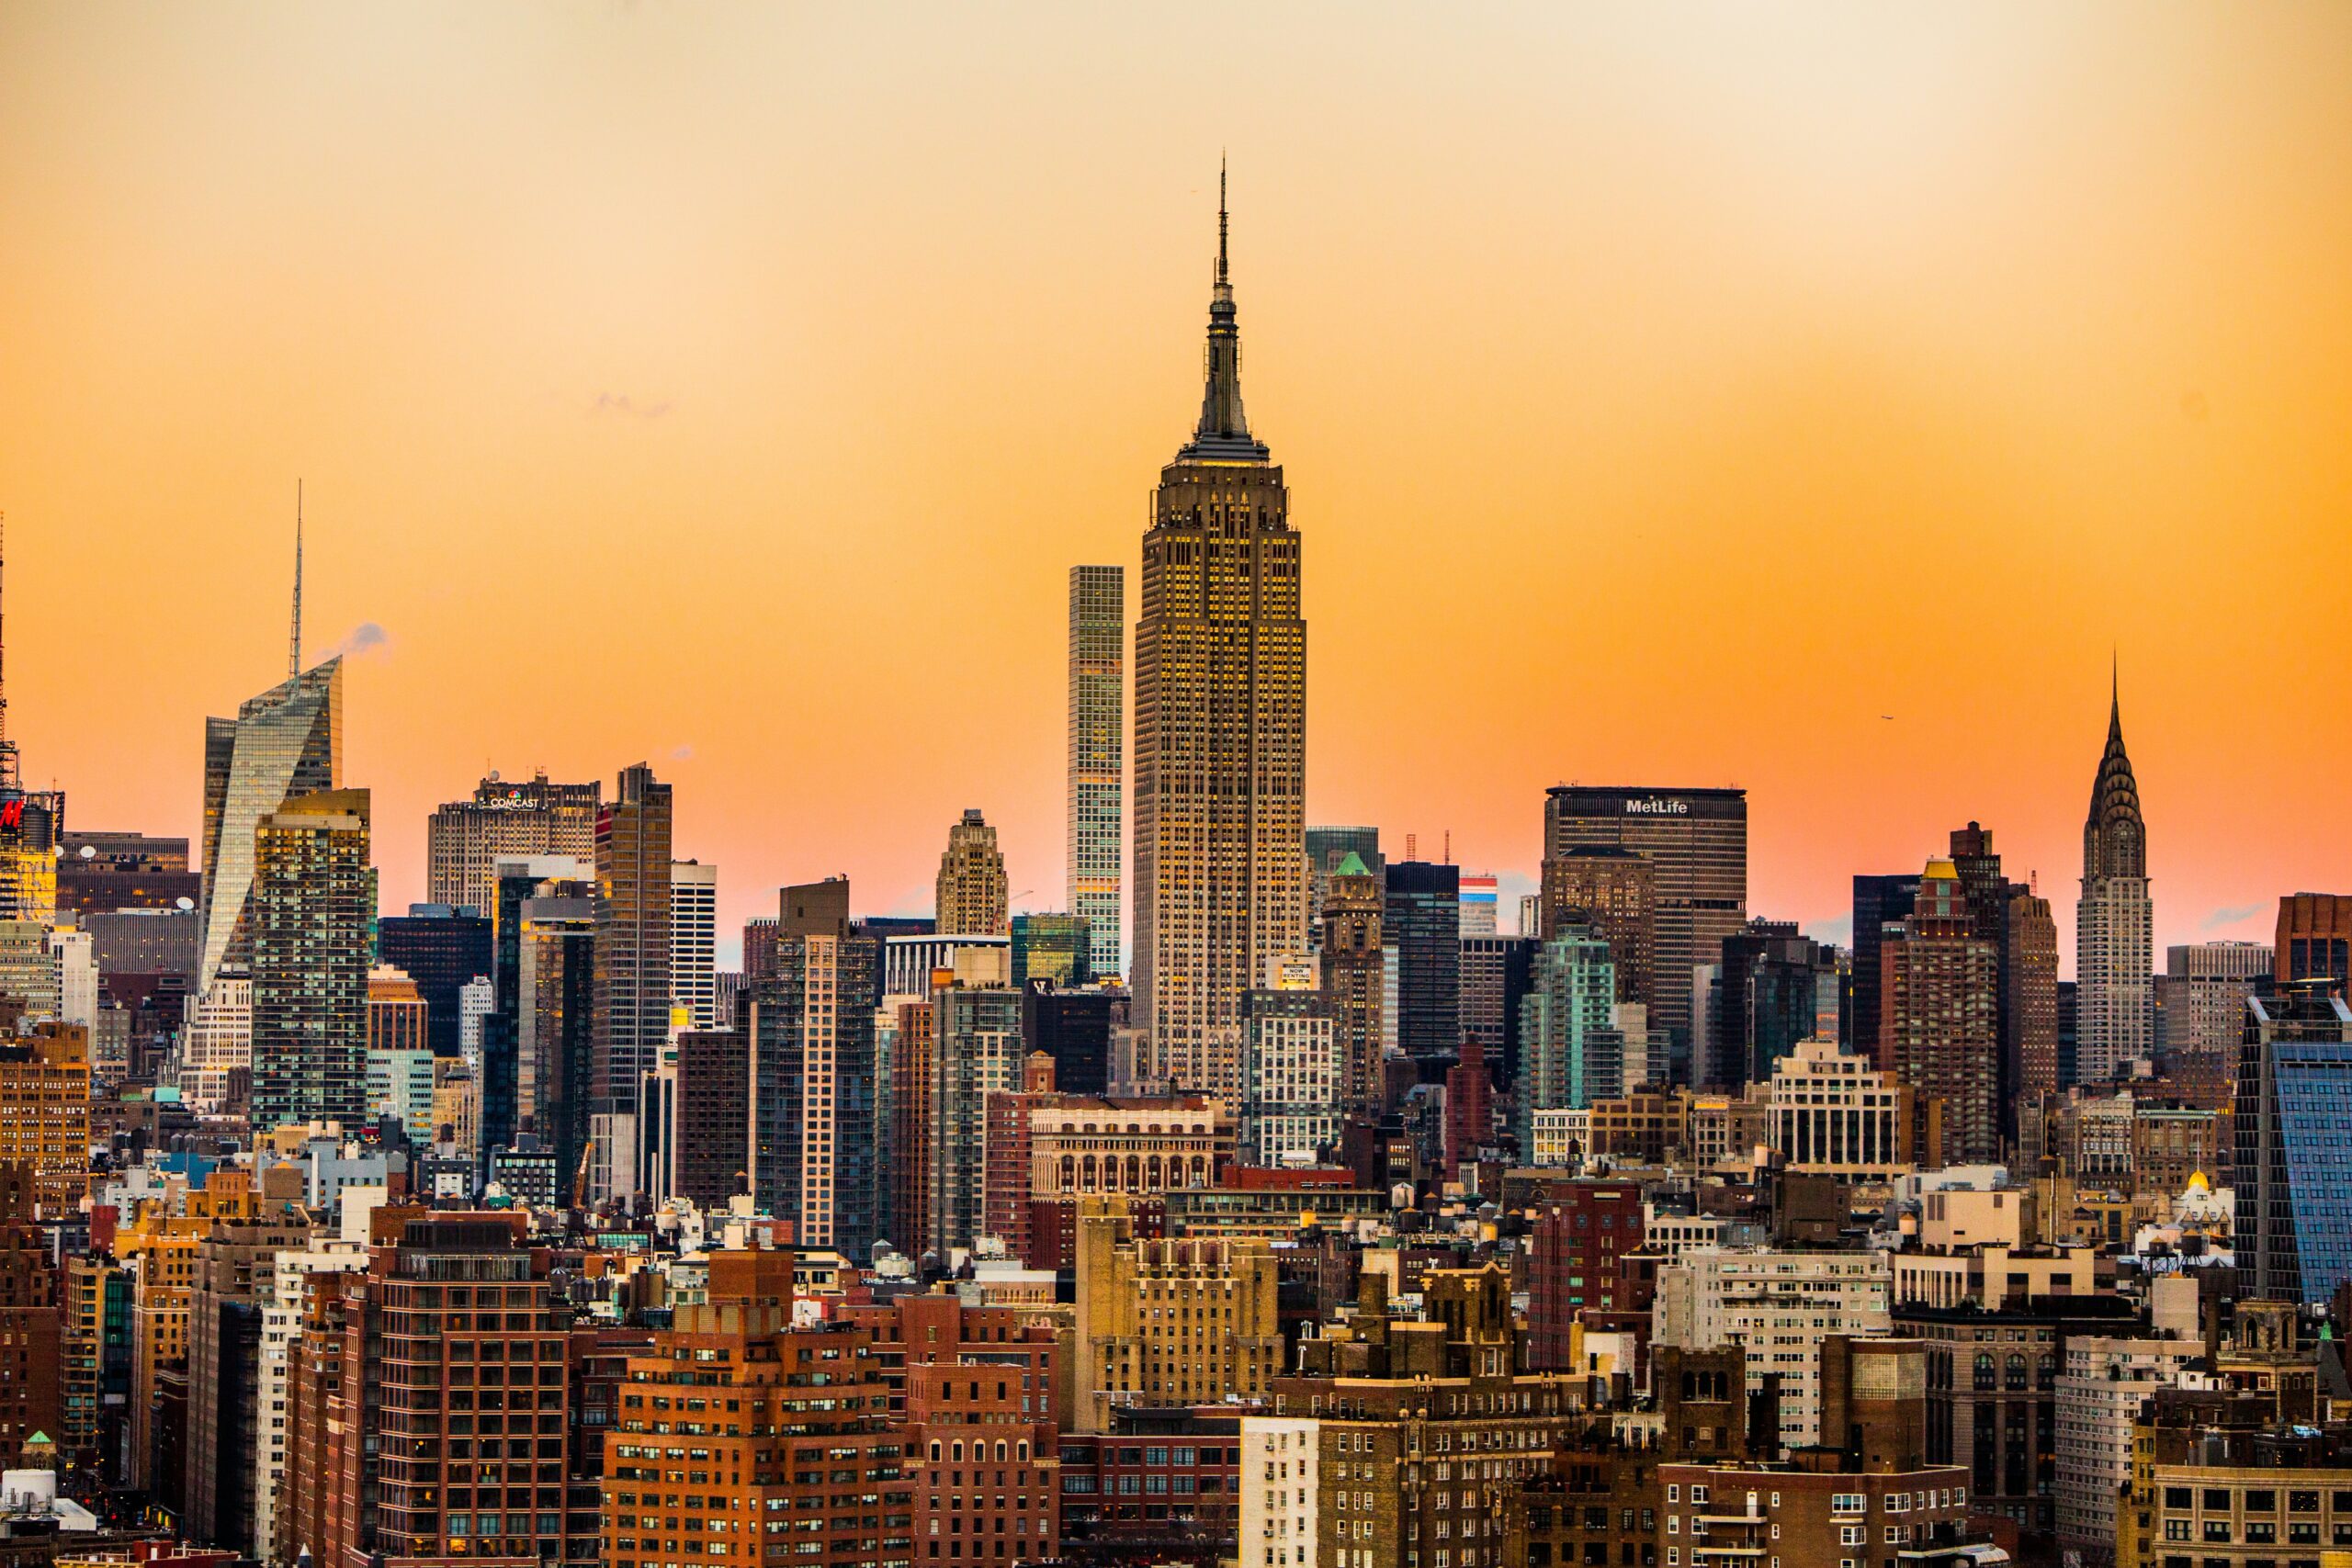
198 658 344 992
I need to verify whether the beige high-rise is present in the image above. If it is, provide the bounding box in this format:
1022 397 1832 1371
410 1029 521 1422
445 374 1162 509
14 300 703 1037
933 808 1009 937
1132 172 1306 1098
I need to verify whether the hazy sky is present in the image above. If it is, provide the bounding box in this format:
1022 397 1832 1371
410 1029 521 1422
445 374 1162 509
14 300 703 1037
4 3 2348 963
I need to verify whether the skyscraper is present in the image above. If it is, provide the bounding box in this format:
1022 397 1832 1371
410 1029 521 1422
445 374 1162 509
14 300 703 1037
1878 856 2001 1167
2007 886 2061 1113
515 876 595 1183
423 771 600 914
1849 871 1922 1065
1458 873 1500 936
1010 911 1091 988
1945 821 2060 1144
2275 893 2352 991
479 853 586 1165
748 878 880 1257
2076 676 2154 1086
248 788 370 1134
373 905 492 1058
1068 565 1125 978
591 762 672 1115
1384 861 1461 1067
922 952 1023 1258
1519 928 1625 1146
933 808 1009 937
1241 984 1338 1164
198 659 342 992
1306 826 1382 948
2159 941 2272 1108
1543 786 1746 1084
1317 852 1385 1118
1459 933 1534 1089
1539 845 1656 1008
1132 171 1307 1099
669 859 718 1032
2233 979 2352 1303
1708 919 1841 1089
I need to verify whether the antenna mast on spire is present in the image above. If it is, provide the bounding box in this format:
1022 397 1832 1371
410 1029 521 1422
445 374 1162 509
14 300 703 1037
1217 153 1228 286
0 511 14 791
288 479 303 678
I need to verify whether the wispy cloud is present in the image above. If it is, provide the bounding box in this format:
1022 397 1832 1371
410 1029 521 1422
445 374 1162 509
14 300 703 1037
1806 913 1854 946
670 744 695 761
2202 903 2265 931
330 621 390 659
592 392 672 420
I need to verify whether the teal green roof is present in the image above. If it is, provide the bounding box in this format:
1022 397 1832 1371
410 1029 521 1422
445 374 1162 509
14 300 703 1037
1335 851 1370 876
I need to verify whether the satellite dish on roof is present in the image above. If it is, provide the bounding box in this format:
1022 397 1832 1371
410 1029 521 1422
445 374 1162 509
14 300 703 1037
78 845 96 860
175 897 196 911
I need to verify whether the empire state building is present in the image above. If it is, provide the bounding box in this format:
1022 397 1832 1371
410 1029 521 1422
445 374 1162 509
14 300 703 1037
1131 173 1306 1096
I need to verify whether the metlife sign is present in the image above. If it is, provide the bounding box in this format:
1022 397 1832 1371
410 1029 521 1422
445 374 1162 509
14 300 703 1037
1623 798 1690 816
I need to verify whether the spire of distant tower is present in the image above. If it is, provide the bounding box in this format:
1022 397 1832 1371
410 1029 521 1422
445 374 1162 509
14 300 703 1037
288 479 303 678
1217 153 1228 288
2086 657 2145 882
1182 158 1268 461
0 512 16 792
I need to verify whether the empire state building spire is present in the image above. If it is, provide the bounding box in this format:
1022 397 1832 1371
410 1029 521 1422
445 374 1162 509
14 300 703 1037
1134 164 1305 1099
1181 159 1269 462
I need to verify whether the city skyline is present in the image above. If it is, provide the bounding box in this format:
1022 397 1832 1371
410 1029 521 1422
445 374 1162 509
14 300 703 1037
4 6 2350 964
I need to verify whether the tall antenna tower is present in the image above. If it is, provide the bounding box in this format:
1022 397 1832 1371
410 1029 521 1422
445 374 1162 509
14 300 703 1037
0 512 15 791
288 479 303 677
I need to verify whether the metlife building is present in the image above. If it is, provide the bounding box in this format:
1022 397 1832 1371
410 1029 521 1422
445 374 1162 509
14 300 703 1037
1543 784 1747 1085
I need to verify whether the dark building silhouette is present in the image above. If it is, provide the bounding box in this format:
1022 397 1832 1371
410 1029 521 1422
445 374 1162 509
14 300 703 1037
1708 919 1840 1089
671 1027 750 1207
375 905 492 1058
1021 979 1125 1098
1849 871 1922 1065
1385 861 1461 1067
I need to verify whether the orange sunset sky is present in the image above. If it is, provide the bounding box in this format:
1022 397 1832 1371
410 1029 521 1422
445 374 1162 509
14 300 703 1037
3 3 2348 965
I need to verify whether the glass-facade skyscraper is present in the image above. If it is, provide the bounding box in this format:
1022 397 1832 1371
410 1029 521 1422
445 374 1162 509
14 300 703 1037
1384 861 1462 1067
198 658 343 993
1518 928 1623 1148
2234 978 2352 1304
1066 565 1124 979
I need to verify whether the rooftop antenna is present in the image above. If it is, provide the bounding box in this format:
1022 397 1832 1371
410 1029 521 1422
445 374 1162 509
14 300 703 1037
0 511 15 791
288 479 303 678
1216 152 1228 287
